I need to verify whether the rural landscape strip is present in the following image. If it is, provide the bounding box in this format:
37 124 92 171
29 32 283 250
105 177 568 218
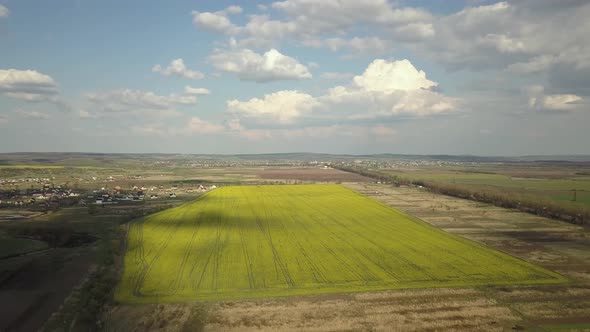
334 165 590 225
116 184 566 303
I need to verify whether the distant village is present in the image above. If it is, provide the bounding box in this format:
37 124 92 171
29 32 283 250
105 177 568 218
0 175 217 209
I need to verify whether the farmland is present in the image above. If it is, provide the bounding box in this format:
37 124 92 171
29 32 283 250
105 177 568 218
380 163 590 209
117 184 564 303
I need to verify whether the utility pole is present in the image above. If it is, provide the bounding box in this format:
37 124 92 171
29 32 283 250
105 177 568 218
572 189 577 202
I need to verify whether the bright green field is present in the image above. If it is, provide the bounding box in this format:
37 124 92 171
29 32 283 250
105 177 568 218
116 185 565 303
401 172 590 207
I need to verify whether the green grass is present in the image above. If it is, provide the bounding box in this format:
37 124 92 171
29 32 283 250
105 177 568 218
116 184 565 303
0 236 48 258
402 172 590 206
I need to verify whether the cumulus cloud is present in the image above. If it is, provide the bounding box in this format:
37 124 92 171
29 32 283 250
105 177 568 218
192 0 431 48
352 59 436 92
271 0 431 34
192 10 239 34
227 59 458 128
0 69 59 102
184 86 211 95
152 59 204 80
409 1 590 75
227 90 318 124
191 0 590 92
527 86 583 111
86 89 196 113
224 5 243 15
321 59 455 118
0 4 8 17
209 48 312 82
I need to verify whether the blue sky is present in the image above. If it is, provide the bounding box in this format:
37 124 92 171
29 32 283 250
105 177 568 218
1 0 589 155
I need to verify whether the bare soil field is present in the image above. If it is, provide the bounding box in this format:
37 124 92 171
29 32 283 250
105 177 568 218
256 167 372 182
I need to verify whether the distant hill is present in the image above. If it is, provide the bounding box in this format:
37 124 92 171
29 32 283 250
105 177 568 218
0 152 589 166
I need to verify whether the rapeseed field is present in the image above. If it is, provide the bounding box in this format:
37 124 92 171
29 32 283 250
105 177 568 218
116 185 565 303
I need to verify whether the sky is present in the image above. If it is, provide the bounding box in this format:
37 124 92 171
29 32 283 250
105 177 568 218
0 0 589 155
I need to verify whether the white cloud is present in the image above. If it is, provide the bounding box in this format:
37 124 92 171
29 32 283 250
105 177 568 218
227 59 457 128
0 69 59 102
353 59 436 92
271 0 431 33
184 86 211 95
192 10 239 34
192 1 431 49
527 85 583 111
210 48 312 82
15 110 50 120
539 94 583 111
224 5 243 15
409 1 590 74
0 4 8 17
323 59 457 118
86 89 196 112
227 90 318 124
476 34 526 54
152 58 204 80
187 117 225 134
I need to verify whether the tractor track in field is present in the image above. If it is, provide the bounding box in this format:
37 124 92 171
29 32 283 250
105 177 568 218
131 213 185 297
301 194 423 282
246 193 296 288
239 225 256 289
296 194 386 283
190 210 227 291
169 212 202 295
212 212 224 290
270 193 330 284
